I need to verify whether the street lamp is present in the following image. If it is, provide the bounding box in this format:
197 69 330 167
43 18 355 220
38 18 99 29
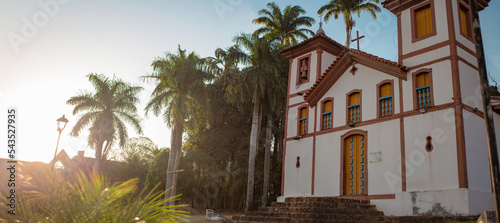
52 115 69 170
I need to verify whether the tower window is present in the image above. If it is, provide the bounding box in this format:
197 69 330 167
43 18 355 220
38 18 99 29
459 3 472 39
411 2 436 42
413 70 434 109
415 5 432 37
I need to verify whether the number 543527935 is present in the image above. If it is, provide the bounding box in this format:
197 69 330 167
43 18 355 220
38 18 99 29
7 109 16 159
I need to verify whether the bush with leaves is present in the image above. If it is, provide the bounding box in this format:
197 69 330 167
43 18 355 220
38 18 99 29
145 148 170 191
0 167 186 223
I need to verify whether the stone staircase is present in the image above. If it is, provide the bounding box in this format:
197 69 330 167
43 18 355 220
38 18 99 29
226 197 386 223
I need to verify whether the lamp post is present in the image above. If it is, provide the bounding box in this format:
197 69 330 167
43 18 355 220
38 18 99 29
52 115 69 170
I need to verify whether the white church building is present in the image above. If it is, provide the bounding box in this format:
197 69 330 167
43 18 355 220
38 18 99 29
278 0 497 216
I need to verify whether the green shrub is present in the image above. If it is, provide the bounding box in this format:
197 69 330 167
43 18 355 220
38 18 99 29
1 170 186 223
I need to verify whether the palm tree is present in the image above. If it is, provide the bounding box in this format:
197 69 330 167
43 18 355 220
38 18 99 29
143 45 213 205
229 33 285 210
253 2 315 47
318 0 381 48
260 60 287 207
67 74 143 172
252 2 305 207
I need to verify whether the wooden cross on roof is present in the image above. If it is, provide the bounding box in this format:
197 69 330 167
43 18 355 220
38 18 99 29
351 31 365 50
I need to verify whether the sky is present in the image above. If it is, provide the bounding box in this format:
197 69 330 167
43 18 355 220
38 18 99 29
1 0 499 163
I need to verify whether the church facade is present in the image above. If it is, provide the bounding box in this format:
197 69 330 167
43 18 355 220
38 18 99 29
278 0 495 216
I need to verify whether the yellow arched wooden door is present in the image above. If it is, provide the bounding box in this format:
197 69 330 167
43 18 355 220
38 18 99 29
344 134 366 195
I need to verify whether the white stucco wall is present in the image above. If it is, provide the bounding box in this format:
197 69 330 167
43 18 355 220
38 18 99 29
373 188 494 216
431 61 455 106
459 62 483 111
288 96 305 107
365 120 403 195
286 107 298 138
468 189 494 215
283 137 313 196
314 133 341 196
402 72 414 112
457 47 478 67
321 52 336 75
402 46 450 69
463 110 491 192
404 108 459 191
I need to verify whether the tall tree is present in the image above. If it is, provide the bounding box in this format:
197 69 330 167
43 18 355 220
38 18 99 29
230 33 285 210
259 60 287 207
143 45 213 205
253 2 315 47
317 0 381 48
252 2 303 207
67 73 143 172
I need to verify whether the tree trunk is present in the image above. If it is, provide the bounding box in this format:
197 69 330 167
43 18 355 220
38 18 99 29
172 145 182 204
277 113 285 163
94 139 104 172
262 114 273 207
165 117 184 206
102 140 112 159
346 26 352 48
245 92 260 211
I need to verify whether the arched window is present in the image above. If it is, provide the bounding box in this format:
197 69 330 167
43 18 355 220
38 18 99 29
378 82 393 117
299 107 308 135
322 99 333 130
415 72 431 109
348 91 361 124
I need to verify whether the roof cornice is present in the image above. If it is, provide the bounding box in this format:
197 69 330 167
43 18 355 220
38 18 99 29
279 34 346 59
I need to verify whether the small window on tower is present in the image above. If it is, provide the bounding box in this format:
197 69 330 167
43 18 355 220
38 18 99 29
412 2 436 42
459 3 472 39
413 71 433 109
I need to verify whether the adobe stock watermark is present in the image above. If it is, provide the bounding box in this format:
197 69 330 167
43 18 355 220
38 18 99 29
212 0 243 21
7 0 71 54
